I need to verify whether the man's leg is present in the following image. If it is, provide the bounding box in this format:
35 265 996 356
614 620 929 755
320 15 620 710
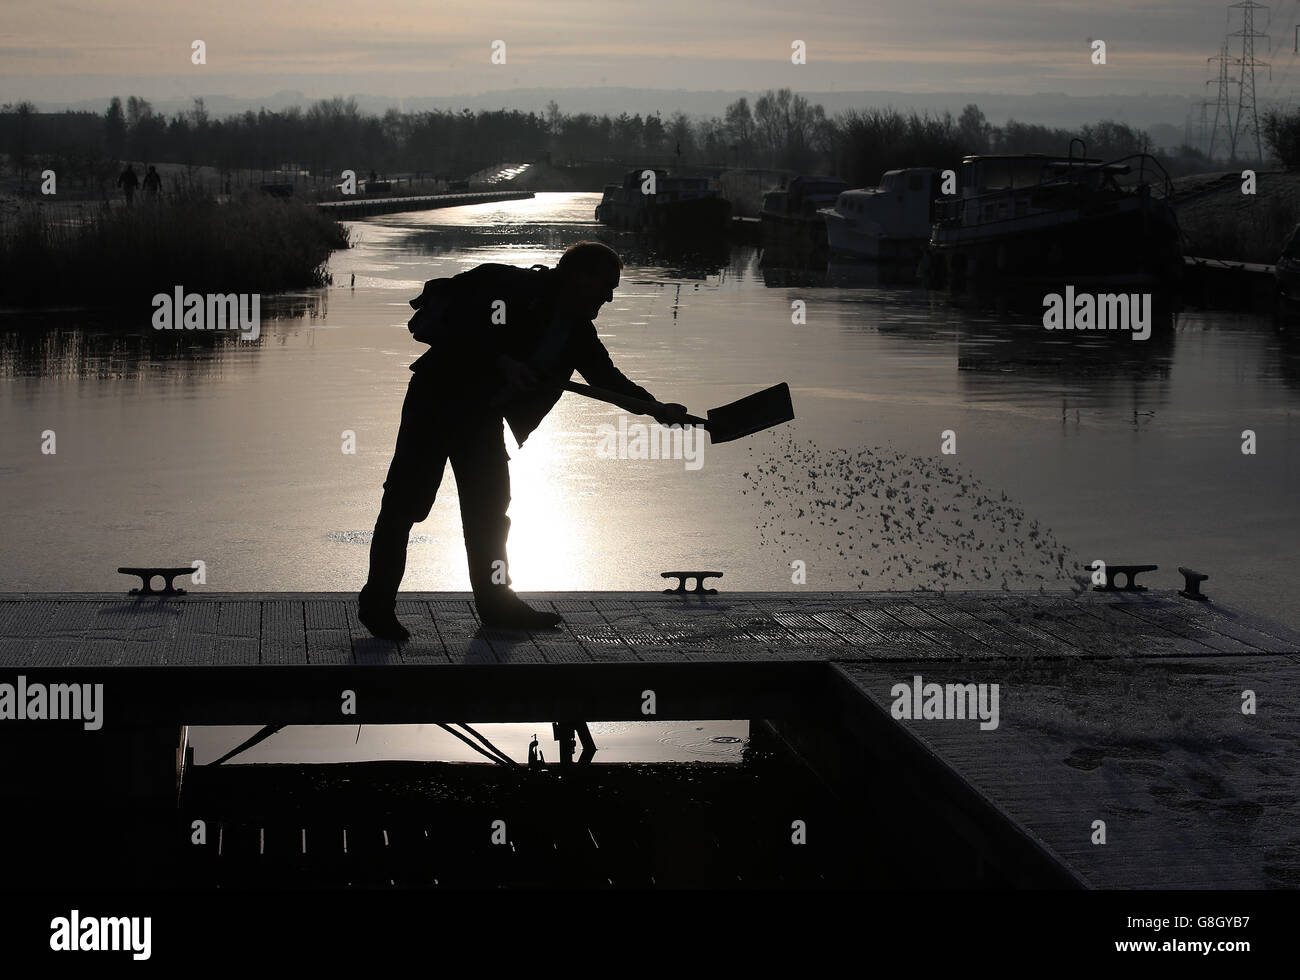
358 376 449 640
450 413 562 629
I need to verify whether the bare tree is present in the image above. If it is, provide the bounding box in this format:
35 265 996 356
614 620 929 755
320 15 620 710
724 97 754 165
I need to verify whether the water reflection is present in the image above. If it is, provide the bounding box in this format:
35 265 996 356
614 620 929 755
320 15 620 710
953 310 1177 377
195 720 750 766
825 259 924 289
1268 319 1300 394
397 218 734 279
0 294 329 379
0 191 1297 621
761 263 830 288
761 257 933 290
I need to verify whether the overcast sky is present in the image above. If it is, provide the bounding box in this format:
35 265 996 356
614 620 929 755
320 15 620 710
3 0 1299 106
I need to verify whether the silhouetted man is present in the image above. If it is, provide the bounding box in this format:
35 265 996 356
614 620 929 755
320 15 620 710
117 164 138 205
142 165 162 198
359 241 688 638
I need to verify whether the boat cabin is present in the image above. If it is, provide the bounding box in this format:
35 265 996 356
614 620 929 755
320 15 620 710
936 153 1140 228
764 175 850 219
948 153 1138 195
832 168 939 241
622 168 668 191
657 175 715 201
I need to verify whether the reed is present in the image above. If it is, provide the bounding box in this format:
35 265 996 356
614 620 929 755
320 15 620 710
0 189 350 307
1176 190 1300 265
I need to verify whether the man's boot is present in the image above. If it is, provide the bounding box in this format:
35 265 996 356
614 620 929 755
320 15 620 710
471 572 563 631
358 511 417 642
358 583 410 642
478 590 564 630
460 440 562 630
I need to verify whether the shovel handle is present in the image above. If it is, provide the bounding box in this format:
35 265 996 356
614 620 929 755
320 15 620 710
563 381 707 425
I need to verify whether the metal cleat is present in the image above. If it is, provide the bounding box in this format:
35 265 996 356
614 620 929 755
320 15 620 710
661 571 723 595
1178 567 1210 601
118 566 193 596
1091 563 1158 592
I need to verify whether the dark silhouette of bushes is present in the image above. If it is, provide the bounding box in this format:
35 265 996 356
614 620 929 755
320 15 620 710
0 191 350 307
1263 108 1300 170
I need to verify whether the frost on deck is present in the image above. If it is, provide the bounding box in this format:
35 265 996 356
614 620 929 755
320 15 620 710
2 590 1297 667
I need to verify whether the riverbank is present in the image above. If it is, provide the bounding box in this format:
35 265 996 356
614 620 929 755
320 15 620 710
317 189 533 218
1171 169 1300 265
0 191 350 307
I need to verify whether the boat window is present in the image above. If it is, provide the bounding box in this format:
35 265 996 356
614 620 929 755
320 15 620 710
976 158 1050 190
977 160 1011 190
1011 159 1048 187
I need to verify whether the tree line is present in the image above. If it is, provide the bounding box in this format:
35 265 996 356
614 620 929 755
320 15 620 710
1 91 1215 194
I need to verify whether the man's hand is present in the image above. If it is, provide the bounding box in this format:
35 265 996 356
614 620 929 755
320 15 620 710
649 401 692 427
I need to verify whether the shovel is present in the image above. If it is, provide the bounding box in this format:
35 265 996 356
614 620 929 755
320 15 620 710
564 380 794 443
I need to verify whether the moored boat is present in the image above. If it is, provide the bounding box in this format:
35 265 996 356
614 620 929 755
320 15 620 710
759 175 848 256
819 168 941 261
925 147 1182 293
1275 223 1300 310
595 169 731 235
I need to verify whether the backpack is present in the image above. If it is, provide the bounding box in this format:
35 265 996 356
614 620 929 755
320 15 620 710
407 263 551 345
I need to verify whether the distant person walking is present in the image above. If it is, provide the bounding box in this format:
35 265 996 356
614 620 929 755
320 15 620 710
116 164 138 205
142 165 162 199
358 241 688 638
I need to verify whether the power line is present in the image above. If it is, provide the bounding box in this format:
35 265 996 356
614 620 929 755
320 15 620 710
1207 41 1239 159
1230 1 1271 163
1263 0 1300 109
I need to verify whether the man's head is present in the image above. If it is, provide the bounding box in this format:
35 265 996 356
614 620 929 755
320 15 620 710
555 241 621 320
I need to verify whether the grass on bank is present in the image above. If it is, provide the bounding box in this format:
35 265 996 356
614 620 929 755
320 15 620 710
1172 171 1300 265
0 190 350 308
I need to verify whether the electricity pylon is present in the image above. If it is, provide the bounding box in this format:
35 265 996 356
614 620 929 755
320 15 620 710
1230 1 1270 163
1207 42 1239 160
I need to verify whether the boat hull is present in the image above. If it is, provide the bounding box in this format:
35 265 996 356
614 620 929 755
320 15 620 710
824 213 927 261
927 196 1183 292
760 212 829 260
596 195 731 236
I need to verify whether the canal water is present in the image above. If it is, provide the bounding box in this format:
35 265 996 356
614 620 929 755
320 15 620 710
2 192 1297 764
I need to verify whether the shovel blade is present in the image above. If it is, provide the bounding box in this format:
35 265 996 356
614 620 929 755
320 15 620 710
706 382 794 443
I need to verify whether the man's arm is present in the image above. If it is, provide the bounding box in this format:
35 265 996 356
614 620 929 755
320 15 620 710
573 324 690 424
573 324 656 403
